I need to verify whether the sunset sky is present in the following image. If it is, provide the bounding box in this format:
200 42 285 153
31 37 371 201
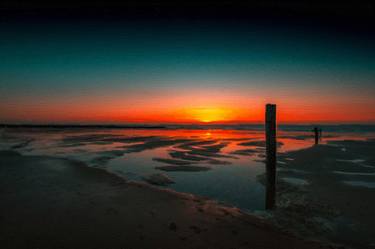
1 3 375 124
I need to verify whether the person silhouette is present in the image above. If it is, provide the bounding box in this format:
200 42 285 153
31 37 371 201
313 127 319 145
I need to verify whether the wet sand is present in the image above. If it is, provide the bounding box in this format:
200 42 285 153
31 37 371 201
0 150 331 249
271 140 375 249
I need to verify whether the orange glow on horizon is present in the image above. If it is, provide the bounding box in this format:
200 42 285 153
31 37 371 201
185 107 236 123
1 87 375 124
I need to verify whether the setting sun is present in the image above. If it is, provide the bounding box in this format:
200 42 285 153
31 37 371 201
187 107 234 123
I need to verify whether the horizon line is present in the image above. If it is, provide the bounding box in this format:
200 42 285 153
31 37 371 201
2 123 375 127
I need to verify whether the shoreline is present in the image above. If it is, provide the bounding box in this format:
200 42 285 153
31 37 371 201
0 150 334 249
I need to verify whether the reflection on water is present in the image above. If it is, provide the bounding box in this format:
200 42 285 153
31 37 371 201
0 127 373 211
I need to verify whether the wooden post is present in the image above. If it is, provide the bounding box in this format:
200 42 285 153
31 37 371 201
265 104 277 210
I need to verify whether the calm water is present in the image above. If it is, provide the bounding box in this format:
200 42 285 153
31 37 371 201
1 127 373 211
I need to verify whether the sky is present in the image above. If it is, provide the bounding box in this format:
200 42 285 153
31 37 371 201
1 2 375 124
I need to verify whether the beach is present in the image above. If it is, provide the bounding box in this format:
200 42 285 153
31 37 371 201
271 139 375 249
2 1 374 247
1 127 375 248
0 150 330 249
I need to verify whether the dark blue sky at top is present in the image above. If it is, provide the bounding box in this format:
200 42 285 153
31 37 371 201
0 5 375 125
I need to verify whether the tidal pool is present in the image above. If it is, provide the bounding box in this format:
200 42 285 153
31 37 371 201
1 127 373 211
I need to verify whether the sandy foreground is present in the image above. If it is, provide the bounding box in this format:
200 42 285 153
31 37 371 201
273 140 375 249
0 150 334 249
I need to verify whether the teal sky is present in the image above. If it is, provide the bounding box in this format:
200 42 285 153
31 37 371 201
1 20 375 123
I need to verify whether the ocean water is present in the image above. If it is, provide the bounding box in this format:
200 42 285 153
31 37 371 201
1 125 374 211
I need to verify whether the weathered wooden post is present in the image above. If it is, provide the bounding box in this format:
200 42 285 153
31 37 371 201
265 104 277 210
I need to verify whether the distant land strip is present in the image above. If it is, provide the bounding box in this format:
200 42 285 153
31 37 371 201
0 124 166 129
